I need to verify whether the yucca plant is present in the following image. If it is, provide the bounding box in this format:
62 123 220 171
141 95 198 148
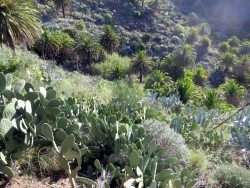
0 0 43 51
100 25 119 54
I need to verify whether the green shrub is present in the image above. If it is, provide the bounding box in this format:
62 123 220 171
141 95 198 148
188 12 199 26
213 164 250 187
186 28 199 44
133 10 141 18
142 33 152 42
227 36 240 47
143 119 190 167
199 23 210 35
131 41 146 52
93 53 131 80
63 28 77 38
104 13 112 22
239 40 250 55
200 36 211 49
218 41 230 53
75 21 85 30
174 24 185 35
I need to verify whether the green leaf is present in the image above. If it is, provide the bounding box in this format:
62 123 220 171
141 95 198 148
94 159 102 171
60 134 75 155
75 177 97 186
185 180 197 188
107 115 117 125
4 166 14 179
41 123 54 141
173 179 182 188
129 150 139 168
0 73 6 92
156 169 172 181
165 157 178 165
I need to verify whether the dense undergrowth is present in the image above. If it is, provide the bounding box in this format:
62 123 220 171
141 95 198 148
0 0 250 187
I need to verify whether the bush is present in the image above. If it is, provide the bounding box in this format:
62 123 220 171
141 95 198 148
174 24 185 35
239 40 250 55
75 21 85 30
93 53 131 80
63 28 77 38
186 28 199 44
213 164 250 187
142 33 152 42
133 10 141 18
131 41 146 52
218 41 230 53
227 36 240 47
104 13 112 22
199 23 210 36
143 119 190 167
188 12 199 26
200 36 211 49
209 68 225 88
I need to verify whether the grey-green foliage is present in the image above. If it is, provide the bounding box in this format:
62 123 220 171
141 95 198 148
213 164 250 187
143 119 190 167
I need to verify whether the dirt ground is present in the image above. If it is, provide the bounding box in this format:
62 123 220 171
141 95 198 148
0 174 72 188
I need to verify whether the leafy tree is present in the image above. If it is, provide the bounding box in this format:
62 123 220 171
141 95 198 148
130 50 152 83
74 34 103 75
220 79 245 107
220 52 237 73
200 36 211 49
0 0 42 51
53 0 70 18
100 25 119 54
173 44 197 68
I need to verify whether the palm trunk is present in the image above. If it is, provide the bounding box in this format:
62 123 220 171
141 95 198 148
139 69 143 83
62 2 65 18
142 0 144 7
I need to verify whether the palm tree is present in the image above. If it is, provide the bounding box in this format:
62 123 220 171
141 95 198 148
130 50 152 83
100 25 119 54
35 30 62 59
203 89 220 109
74 34 103 75
173 44 197 68
220 79 245 107
145 70 173 96
53 0 70 18
193 66 207 86
220 52 237 73
0 0 42 51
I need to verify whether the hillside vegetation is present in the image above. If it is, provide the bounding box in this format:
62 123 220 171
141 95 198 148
0 0 250 187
